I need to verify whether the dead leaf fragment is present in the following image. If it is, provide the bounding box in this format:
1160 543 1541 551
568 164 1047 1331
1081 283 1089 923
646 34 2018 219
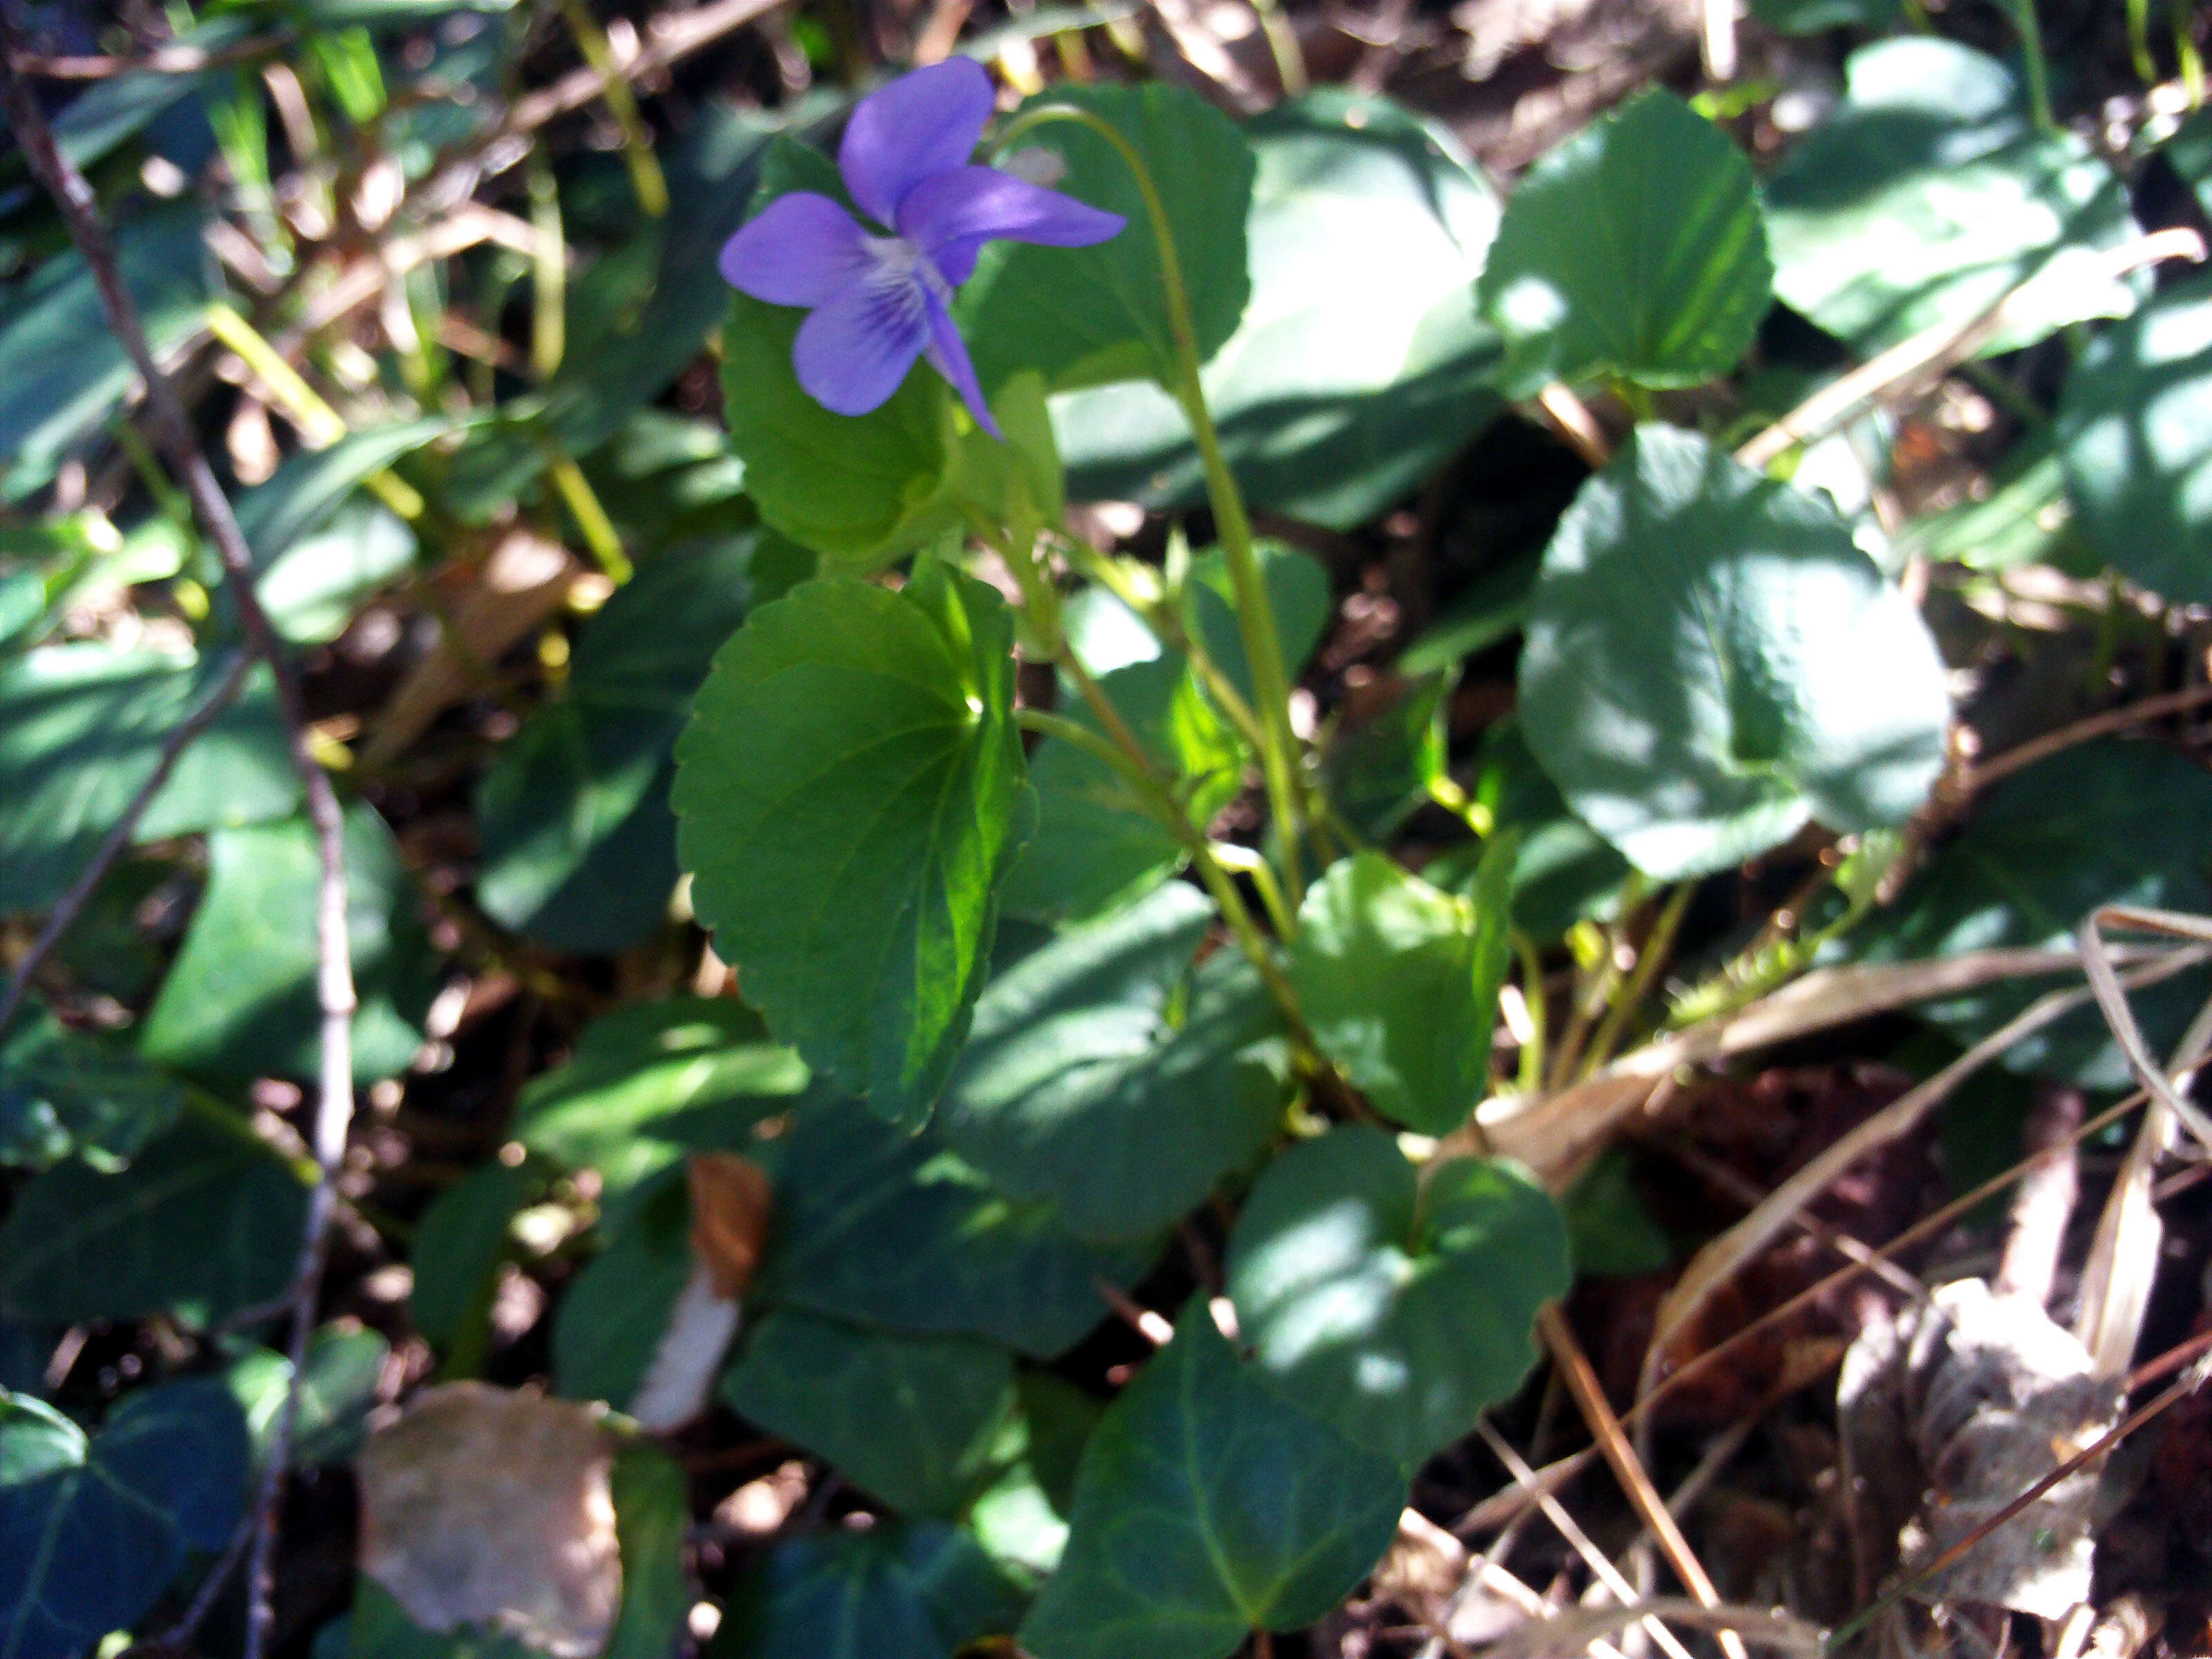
626 1154 773 1432
357 1382 620 1658
687 1152 771 1300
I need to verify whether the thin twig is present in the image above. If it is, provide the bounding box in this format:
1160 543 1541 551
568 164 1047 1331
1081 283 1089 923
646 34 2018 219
1538 1306 1750 1659
0 41 358 1659
1968 682 2212 793
6 39 279 77
0 650 253 1042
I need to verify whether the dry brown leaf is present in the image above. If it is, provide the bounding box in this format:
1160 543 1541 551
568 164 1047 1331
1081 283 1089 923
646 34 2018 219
1838 1281 2121 1628
687 1152 771 1300
357 1382 620 1657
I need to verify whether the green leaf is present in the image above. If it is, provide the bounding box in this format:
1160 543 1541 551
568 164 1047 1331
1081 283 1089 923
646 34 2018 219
0 1005 185 1172
1894 430 2089 574
0 1111 308 1327
1857 740 2212 1087
939 884 1286 1244
140 803 438 1085
234 418 452 570
1018 1299 1404 1659
345 1581 544 1659
37 17 253 170
1227 1127 1568 1468
0 205 217 503
409 1160 539 1353
1749 0 1897 30
2056 270 2212 605
722 1310 1016 1518
553 1174 694 1407
0 1379 249 1659
2170 104 2212 223
673 560 1033 1126
513 998 808 1198
1764 38 2140 357
753 1097 1151 1359
714 1522 1025 1659
1459 717 1632 942
1518 424 1949 881
1563 1149 1675 1278
1398 550 1540 676
1318 668 1451 841
1186 541 1333 712
255 501 418 646
606 1443 694 1659
1055 89 1503 530
962 81 1255 395
1477 90 1772 397
478 538 756 952
1291 852 1507 1135
225 1324 391 1467
0 644 297 915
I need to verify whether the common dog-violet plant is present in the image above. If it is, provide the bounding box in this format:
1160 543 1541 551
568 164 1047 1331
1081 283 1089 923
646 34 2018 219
719 59 1125 436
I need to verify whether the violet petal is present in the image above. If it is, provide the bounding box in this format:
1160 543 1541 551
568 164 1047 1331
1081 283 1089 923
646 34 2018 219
719 192 873 306
838 59 997 227
897 166 1125 274
919 285 1000 440
791 266 930 416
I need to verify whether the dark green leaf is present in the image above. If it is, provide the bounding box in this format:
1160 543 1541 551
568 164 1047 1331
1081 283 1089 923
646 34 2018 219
410 1161 539 1351
1228 1127 1568 1468
1292 852 1508 1135
714 1522 1024 1659
753 1097 1150 1359
1857 740 2212 1087
1056 89 1503 529
722 1310 1016 1518
1019 1300 1404 1659
940 883 1285 1244
1765 38 2139 357
2170 104 2212 223
0 1379 248 1659
2056 270 2212 604
256 501 418 646
1518 424 1949 880
140 803 438 1085
0 1006 185 1172
962 81 1254 395
673 561 1033 1126
1477 90 1772 396
234 419 452 570
1563 1149 1675 1278
0 205 217 503
513 998 807 1198
1749 0 1898 30
606 1443 694 1659
1895 431 2089 574
1318 669 1451 841
477 539 755 953
0 645 296 915
227 1324 391 1467
0 1110 308 1326
553 1175 693 1407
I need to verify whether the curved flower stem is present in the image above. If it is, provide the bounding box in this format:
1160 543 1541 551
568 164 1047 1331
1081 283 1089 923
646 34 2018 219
994 103 1309 915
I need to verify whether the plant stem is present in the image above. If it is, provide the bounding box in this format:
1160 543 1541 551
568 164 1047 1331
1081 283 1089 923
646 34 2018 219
2003 0 2055 133
1510 929 1549 1097
2128 0 2159 85
993 104 1310 914
1580 883 1692 1078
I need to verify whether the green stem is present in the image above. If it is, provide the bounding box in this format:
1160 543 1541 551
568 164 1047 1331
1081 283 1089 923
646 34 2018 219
1510 929 1548 1098
2180 6 2207 108
558 0 668 216
994 104 1309 914
2003 0 2055 133
2128 0 2159 86
1579 883 1692 1079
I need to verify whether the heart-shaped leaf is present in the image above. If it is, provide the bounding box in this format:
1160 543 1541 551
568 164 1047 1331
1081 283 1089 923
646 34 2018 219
722 1310 1016 1518
1291 852 1512 1136
1518 424 1949 881
939 883 1286 1244
2056 271 2212 605
1477 89 1772 397
0 1004 184 1172
1019 1300 1404 1659
1226 1126 1569 1468
0 1379 248 1659
1765 38 2139 357
961 81 1255 395
673 558 1033 1126
715 1521 1025 1659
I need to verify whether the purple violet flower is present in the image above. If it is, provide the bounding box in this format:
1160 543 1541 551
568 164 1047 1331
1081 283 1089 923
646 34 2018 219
718 59 1123 439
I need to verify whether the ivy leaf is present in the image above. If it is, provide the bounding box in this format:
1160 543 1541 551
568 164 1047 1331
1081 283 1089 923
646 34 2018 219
1226 1126 1569 1468
752 1096 1151 1359
1765 38 2139 357
673 559 1033 1126
0 1379 249 1659
1518 424 1949 881
1018 1300 1404 1659
2056 271 2212 606
0 1111 309 1327
714 1522 1025 1659
939 883 1286 1244
962 81 1255 395
1293 852 1513 1135
139 803 439 1085
0 1005 185 1172
605 1443 695 1659
721 1310 1016 1518
1477 89 1772 397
